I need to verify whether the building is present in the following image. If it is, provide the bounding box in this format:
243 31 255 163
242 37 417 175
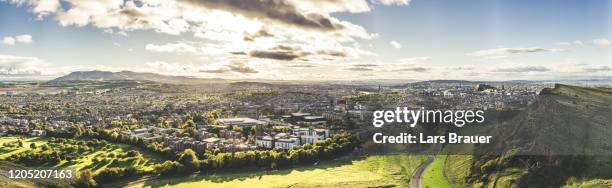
294 127 329 144
219 129 242 140
30 130 46 136
256 136 273 148
217 118 266 127
274 136 300 149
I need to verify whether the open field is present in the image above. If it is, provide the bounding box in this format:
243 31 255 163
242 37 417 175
0 137 48 159
120 154 427 188
0 136 165 173
421 154 452 188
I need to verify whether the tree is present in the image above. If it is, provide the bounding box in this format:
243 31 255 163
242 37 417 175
75 170 97 187
155 160 185 175
178 149 199 172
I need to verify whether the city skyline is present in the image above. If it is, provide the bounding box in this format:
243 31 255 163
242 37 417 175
1 0 611 81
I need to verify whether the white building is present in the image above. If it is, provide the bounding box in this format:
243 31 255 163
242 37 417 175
295 128 329 144
256 136 273 148
218 118 266 127
274 137 300 149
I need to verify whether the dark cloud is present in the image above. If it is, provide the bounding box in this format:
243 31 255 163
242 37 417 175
118 8 153 26
228 62 258 73
346 67 373 72
247 45 347 61
249 50 301 61
316 50 347 57
181 0 343 31
243 28 274 41
492 66 549 73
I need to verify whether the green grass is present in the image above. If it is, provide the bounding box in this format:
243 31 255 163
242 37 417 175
0 136 164 173
0 137 48 159
120 154 427 188
422 155 452 188
0 161 73 188
444 154 473 187
563 178 612 188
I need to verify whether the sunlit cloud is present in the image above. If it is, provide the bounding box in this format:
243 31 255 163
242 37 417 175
466 47 566 59
1 34 32 45
390 40 402 49
592 38 611 48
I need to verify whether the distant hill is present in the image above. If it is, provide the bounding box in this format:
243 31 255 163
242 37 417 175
50 71 228 85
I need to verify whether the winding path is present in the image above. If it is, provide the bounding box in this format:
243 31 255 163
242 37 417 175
410 154 435 188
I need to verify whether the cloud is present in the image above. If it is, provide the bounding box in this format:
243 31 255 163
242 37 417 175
491 65 550 73
144 61 198 74
592 38 611 48
555 62 612 73
8 0 387 64
582 66 612 73
466 47 565 58
243 28 274 41
346 67 374 71
445 66 474 71
573 40 584 45
2 34 32 45
249 50 301 61
288 64 316 68
0 54 48 75
399 57 431 63
182 0 343 31
390 40 402 49
15 35 32 43
199 61 258 74
289 0 371 13
2 37 15 45
351 63 379 67
396 67 429 72
247 44 348 61
145 43 198 53
7 0 60 18
227 62 258 73
557 40 584 46
375 0 411 6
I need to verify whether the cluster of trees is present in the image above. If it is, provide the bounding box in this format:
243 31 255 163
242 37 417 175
46 126 178 160
14 125 359 186
152 132 359 176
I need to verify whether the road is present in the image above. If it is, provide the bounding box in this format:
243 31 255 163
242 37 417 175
410 154 435 188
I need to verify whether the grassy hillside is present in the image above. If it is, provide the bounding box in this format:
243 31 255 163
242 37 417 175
421 154 452 188
464 84 612 187
444 154 473 187
117 154 427 188
0 161 73 188
0 136 164 173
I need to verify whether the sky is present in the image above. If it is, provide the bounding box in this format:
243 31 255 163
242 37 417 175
0 0 611 81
